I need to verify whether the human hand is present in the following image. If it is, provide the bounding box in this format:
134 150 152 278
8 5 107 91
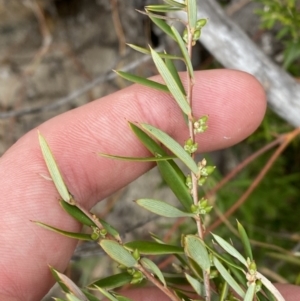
0 69 298 301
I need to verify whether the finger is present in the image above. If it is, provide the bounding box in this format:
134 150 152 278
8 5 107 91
0 69 266 300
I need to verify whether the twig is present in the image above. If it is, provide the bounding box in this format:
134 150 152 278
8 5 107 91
110 0 127 56
207 128 300 232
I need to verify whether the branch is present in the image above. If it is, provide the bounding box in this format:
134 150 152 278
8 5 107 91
173 0 300 127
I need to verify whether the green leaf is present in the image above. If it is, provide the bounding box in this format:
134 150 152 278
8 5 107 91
257 272 285 301
88 273 132 290
99 218 121 242
82 290 101 301
115 71 169 93
124 241 184 255
150 48 191 115
38 132 70 202
50 267 88 300
136 198 195 218
141 258 166 286
237 221 253 261
219 280 229 301
185 273 203 295
171 26 194 78
212 257 245 298
211 233 248 267
99 153 176 162
146 4 182 12
65 294 84 301
100 240 137 267
141 123 198 174
127 44 183 60
130 123 193 211
95 287 119 301
33 221 92 240
165 58 186 95
163 0 186 8
244 283 256 301
184 235 211 272
60 200 97 227
149 16 176 41
187 0 197 29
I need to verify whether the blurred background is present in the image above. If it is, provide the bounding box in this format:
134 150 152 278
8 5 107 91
0 0 299 299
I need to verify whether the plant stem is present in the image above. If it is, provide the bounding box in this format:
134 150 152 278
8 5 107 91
186 25 211 301
138 264 181 301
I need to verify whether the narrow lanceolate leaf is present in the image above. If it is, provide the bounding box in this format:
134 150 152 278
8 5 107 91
34 221 92 241
244 283 256 301
50 267 88 300
136 198 195 218
187 0 197 29
141 124 198 174
185 273 203 295
150 48 191 115
88 273 132 290
184 235 211 272
99 153 176 162
39 132 71 202
163 0 186 9
127 44 183 60
213 257 245 299
141 258 166 286
125 241 184 255
165 58 186 95
212 233 248 267
60 200 96 227
100 240 137 268
130 123 193 211
257 272 285 301
149 16 176 41
65 294 83 301
99 219 121 242
237 220 253 261
146 4 182 12
171 26 194 78
95 287 119 301
115 71 169 93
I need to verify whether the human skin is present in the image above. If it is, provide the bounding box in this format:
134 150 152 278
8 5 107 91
0 69 299 301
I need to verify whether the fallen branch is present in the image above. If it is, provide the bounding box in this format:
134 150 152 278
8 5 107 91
174 0 300 127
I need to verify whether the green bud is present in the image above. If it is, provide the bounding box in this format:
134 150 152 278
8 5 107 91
191 204 198 213
196 18 207 29
132 271 143 279
186 175 192 190
184 138 198 154
255 279 262 292
100 228 107 237
133 249 140 260
248 260 257 274
198 177 207 186
127 268 135 275
200 166 216 177
118 264 127 270
193 29 201 41
91 232 100 240
209 269 218 279
130 278 142 284
199 198 208 208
